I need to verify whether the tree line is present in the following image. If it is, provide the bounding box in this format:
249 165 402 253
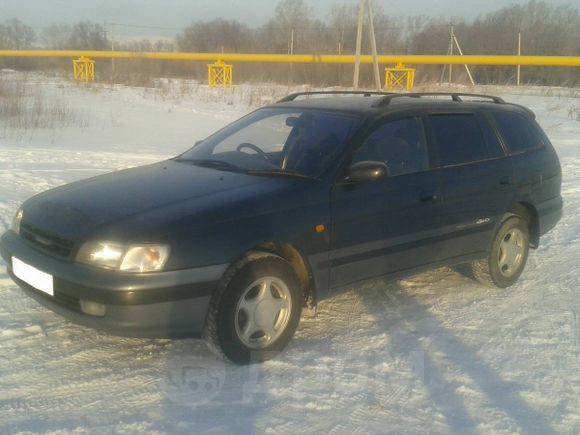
1 0 578 86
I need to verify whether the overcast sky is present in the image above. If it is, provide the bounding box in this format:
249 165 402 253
2 0 578 39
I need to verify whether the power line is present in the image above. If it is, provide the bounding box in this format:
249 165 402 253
105 22 181 31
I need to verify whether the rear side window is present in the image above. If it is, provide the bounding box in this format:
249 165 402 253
429 114 488 167
491 111 543 154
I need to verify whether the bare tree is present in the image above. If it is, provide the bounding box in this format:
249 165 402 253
0 18 35 49
68 21 108 50
274 0 311 53
176 19 252 53
41 25 72 49
330 4 357 54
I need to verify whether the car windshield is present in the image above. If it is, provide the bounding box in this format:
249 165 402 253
177 108 359 178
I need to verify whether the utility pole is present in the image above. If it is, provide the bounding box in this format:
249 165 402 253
104 22 115 84
110 24 115 84
367 2 381 90
440 24 454 84
451 31 475 85
448 25 454 84
440 24 475 86
517 30 522 86
289 28 295 85
338 29 344 85
353 0 381 90
353 2 365 88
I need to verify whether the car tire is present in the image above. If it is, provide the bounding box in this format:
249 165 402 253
471 214 530 288
203 251 303 365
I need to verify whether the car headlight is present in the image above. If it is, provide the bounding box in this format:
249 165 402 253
76 241 170 273
12 208 23 235
120 245 170 272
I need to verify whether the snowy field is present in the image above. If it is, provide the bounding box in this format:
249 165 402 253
0 73 579 434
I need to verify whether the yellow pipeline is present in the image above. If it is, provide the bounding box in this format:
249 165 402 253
0 50 579 67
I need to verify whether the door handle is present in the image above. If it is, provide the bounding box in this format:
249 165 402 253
499 176 513 186
419 191 438 202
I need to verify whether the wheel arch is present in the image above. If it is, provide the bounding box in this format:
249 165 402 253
507 201 539 248
251 241 316 308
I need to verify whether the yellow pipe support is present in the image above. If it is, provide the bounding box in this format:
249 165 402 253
1 50 579 67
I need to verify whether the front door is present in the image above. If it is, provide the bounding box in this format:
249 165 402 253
329 115 443 288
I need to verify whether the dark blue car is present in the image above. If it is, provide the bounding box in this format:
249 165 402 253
1 92 563 364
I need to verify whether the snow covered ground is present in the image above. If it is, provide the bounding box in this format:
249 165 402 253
0 73 578 434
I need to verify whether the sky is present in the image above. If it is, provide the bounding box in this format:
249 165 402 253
1 0 578 39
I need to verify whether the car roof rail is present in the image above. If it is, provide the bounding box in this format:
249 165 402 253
372 92 505 107
278 90 395 103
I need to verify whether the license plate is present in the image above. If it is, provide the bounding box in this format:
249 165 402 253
12 257 54 296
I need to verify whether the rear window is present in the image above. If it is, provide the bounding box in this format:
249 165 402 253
429 114 488 167
491 111 543 154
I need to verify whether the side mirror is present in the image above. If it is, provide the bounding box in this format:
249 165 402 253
346 161 389 182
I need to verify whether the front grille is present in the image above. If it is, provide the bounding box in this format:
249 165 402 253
20 222 75 259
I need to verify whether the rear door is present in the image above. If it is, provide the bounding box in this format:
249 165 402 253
426 110 514 259
329 114 444 288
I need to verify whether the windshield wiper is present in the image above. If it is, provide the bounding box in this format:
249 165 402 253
176 158 244 172
176 159 314 179
245 169 315 180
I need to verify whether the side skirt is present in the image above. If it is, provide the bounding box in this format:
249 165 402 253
325 251 487 297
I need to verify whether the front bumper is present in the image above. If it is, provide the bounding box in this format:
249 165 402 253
1 230 227 337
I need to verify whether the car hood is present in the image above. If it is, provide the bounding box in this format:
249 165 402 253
21 160 296 242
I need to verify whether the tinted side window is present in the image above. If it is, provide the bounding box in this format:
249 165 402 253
429 114 488 167
352 117 428 176
491 111 543 154
480 116 505 158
